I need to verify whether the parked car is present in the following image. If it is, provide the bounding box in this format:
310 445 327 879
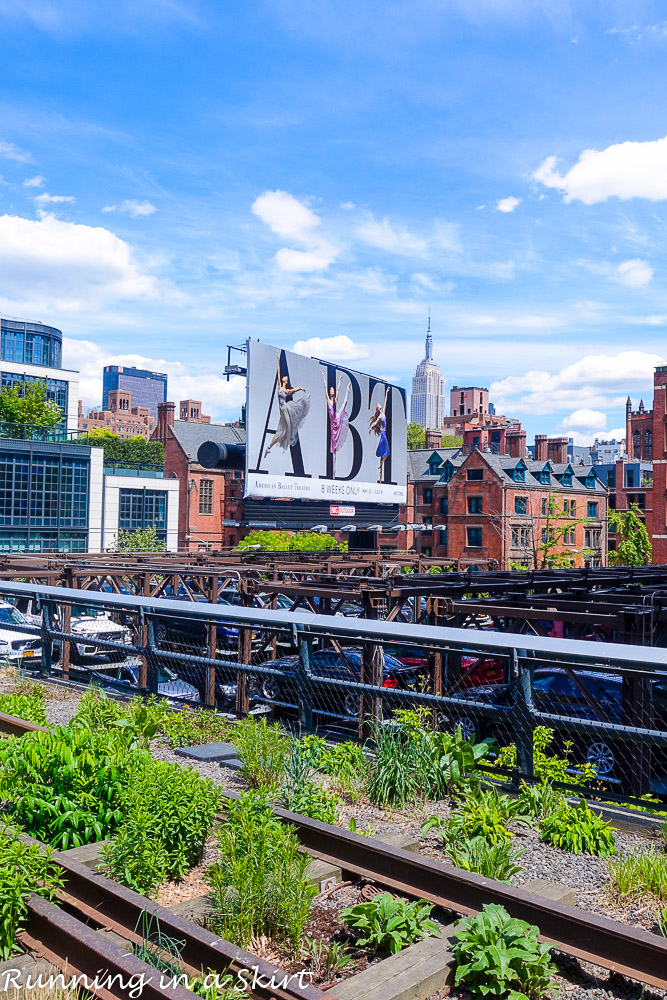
0 602 42 664
252 646 420 723
95 663 201 706
14 598 132 664
154 594 260 654
441 666 667 795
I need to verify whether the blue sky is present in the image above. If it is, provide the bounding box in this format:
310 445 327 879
1 0 667 443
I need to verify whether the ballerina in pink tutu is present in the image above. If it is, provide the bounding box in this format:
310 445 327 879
321 370 351 478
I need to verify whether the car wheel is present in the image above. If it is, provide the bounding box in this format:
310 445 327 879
586 740 616 777
261 677 279 700
439 714 477 742
343 692 360 718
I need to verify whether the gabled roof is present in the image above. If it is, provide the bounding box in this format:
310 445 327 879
407 447 463 483
170 421 246 462
463 452 607 493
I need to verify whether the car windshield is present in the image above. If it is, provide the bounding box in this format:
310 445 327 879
0 606 27 625
72 606 106 618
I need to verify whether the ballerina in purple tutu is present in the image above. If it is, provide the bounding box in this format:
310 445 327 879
369 386 390 482
321 371 351 478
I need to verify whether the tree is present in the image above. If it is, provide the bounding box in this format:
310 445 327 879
0 380 62 435
235 530 346 552
407 422 426 450
487 493 596 570
441 435 463 448
110 527 166 552
87 430 164 466
608 504 652 566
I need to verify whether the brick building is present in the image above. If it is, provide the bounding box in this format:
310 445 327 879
404 440 607 569
153 402 245 551
78 390 155 440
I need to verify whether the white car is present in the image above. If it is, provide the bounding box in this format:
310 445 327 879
57 606 132 664
0 602 42 664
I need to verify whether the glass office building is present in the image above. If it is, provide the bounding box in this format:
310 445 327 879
118 487 168 542
0 319 63 368
103 366 168 420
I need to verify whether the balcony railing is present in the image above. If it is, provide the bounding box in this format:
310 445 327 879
103 462 165 478
461 442 503 455
0 422 90 444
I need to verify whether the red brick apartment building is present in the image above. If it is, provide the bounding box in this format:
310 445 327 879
78 390 155 440
153 402 245 551
405 442 608 569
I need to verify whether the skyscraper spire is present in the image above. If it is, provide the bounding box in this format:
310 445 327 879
425 309 433 362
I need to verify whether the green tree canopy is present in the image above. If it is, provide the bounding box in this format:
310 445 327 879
87 430 164 466
407 423 426 449
608 503 652 566
235 530 346 552
0 380 62 435
110 527 166 552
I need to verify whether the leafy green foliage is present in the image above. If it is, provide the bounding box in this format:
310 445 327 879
163 709 231 749
0 825 65 959
103 761 222 897
0 726 147 849
232 716 289 789
234 529 346 552
285 783 340 823
299 733 327 768
341 893 439 955
443 836 524 882
366 724 424 808
73 689 169 746
304 939 352 980
207 790 317 956
111 526 166 553
87 430 164 466
540 799 616 856
517 779 564 820
0 681 47 725
406 422 426 450
608 503 652 566
424 785 529 847
452 904 557 1000
493 726 597 784
606 848 667 901
0 379 62 433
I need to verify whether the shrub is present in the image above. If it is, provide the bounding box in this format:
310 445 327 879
424 785 529 847
321 741 368 779
0 825 64 959
0 684 47 726
540 799 616 856
163 710 231 749
207 790 317 956
103 761 222 897
0 726 147 849
232 717 288 789
341 893 439 955
452 904 557 1000
284 783 340 824
493 726 597 784
443 836 524 882
607 848 667 901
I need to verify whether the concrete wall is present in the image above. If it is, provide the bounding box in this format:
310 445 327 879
100 473 180 551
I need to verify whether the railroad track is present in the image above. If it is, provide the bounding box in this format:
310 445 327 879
2 710 667 993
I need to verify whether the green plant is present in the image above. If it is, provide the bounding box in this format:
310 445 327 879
452 904 558 1000
657 905 667 937
606 848 667 901
517 779 564 820
493 726 597 785
304 939 352 980
366 724 426 808
348 817 375 837
540 799 616 856
73 689 170 744
443 836 524 882
0 726 147 849
132 910 185 978
428 728 493 798
103 761 222 897
424 785 529 847
300 733 327 768
284 782 340 823
162 709 230 749
341 892 439 955
207 790 317 956
0 686 47 726
232 717 288 789
0 825 64 959
321 740 368 779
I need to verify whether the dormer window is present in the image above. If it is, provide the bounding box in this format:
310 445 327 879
440 462 454 483
539 470 550 485
585 473 596 489
562 472 572 487
512 459 526 483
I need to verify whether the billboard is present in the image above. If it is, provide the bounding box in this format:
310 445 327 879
245 341 407 504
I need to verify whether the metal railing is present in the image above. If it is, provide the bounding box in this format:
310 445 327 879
1 579 667 812
0 423 88 444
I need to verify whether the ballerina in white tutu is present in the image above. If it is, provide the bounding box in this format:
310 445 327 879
264 350 311 456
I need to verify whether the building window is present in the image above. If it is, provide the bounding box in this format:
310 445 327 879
423 488 433 504
439 497 448 515
467 468 483 481
607 470 615 488
541 497 547 516
468 496 482 514
439 528 447 547
199 478 213 515
440 463 454 483
626 468 635 488
587 501 598 518
585 473 596 489
561 472 572 487
119 488 167 540
563 499 569 514
642 471 653 488
427 459 440 476
515 496 527 515
513 467 525 483
633 430 640 454
645 429 653 459
539 470 550 484
467 526 482 547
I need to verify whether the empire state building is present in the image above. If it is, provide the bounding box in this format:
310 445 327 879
410 316 446 429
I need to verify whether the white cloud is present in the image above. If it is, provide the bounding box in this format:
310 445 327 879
252 189 337 272
534 135 667 204
0 140 31 163
0 212 158 313
34 193 76 206
64 338 246 422
614 258 653 287
102 199 157 218
356 213 460 256
292 335 370 361
561 408 607 431
492 350 664 417
23 175 45 188
496 196 521 213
